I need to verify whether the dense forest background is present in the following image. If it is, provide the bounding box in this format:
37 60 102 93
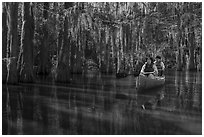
2 2 202 84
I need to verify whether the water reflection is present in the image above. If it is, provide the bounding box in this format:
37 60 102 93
2 71 202 135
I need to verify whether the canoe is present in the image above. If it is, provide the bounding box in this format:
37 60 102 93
136 74 165 90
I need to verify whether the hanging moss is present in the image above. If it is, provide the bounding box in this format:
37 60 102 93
2 2 202 84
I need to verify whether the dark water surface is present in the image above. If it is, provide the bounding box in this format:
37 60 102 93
2 71 202 135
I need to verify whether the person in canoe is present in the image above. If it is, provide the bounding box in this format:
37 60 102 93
154 55 165 76
140 57 158 79
134 56 145 77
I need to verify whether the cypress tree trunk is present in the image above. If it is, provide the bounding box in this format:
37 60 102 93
19 2 35 82
6 2 19 84
56 2 73 82
75 43 83 74
176 12 183 71
187 3 196 71
70 38 76 73
111 29 117 73
38 2 49 76
188 28 196 71
188 24 196 71
73 25 82 74
177 42 183 71
2 3 8 83
199 47 202 71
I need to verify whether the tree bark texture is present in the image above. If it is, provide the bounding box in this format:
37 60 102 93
2 3 8 83
19 2 35 82
6 2 19 84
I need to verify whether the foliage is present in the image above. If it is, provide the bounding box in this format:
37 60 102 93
2 2 202 83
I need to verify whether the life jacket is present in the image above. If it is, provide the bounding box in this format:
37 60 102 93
144 63 154 72
155 61 162 70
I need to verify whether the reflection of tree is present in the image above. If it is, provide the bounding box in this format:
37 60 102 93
173 71 201 114
47 83 62 134
187 72 196 111
5 86 24 134
185 71 190 90
33 86 43 133
16 91 23 134
4 86 24 134
174 71 185 110
76 108 83 134
161 72 176 109
5 86 11 134
112 103 123 134
193 72 202 111
103 79 114 111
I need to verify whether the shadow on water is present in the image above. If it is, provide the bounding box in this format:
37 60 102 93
2 71 202 135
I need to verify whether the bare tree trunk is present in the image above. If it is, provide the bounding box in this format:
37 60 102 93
188 26 196 71
2 3 8 83
6 2 19 84
75 43 83 73
70 38 76 73
19 2 35 82
38 2 49 76
111 29 117 73
56 2 73 82
199 47 202 71
177 44 183 71
187 3 197 71
176 12 183 71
